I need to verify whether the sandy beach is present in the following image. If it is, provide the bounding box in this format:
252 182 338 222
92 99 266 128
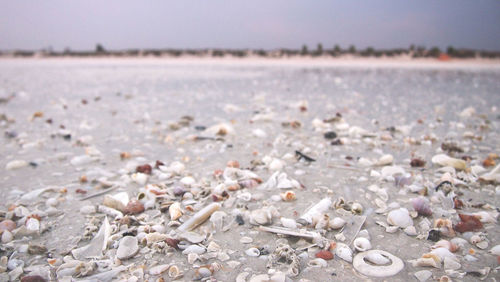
0 58 499 281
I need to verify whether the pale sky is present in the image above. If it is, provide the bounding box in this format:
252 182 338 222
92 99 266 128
1 0 500 51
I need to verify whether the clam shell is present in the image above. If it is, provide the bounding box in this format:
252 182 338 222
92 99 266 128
182 245 206 255
116 236 139 260
280 217 298 229
329 217 346 229
353 250 404 277
387 208 413 228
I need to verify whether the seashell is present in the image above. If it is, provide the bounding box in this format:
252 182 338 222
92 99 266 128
469 234 481 244
472 211 497 223
188 253 199 264
280 190 296 202
1 230 13 243
165 237 180 249
0 220 16 232
149 264 170 275
180 231 206 244
26 218 40 232
479 164 500 183
207 241 221 252
249 207 276 226
411 253 441 268
354 250 404 277
103 192 129 212
314 214 330 230
5 160 28 170
315 250 333 260
177 203 221 232
434 218 455 237
353 237 372 252
414 270 433 282
145 232 169 245
387 208 413 228
180 176 196 186
72 217 111 260
280 217 297 229
351 202 363 214
299 197 332 225
97 205 123 219
80 205 96 214
268 158 284 171
454 214 483 233
82 265 127 281
381 166 405 177
329 217 346 229
364 251 391 265
308 258 327 268
116 236 139 260
431 154 466 170
432 240 458 252
182 245 206 255
240 236 253 244
443 257 461 270
131 172 148 185
209 211 227 231
412 197 432 217
335 244 353 262
245 247 260 257
169 202 183 221
123 200 144 215
136 164 152 175
430 247 455 260
376 154 393 166
236 272 249 282
404 226 418 236
168 265 182 278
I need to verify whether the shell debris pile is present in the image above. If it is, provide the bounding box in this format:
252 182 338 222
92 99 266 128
0 63 499 281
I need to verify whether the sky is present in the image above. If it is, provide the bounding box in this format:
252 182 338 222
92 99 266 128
1 0 500 51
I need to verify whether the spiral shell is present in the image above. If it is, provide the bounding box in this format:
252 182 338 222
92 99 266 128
353 237 372 252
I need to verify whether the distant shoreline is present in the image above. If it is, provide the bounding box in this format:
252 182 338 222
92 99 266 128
1 56 499 69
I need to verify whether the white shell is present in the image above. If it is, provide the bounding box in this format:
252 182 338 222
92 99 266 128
307 258 327 268
280 217 297 229
365 252 391 265
335 244 353 262
182 245 206 255
149 264 170 275
381 166 405 177
376 154 394 166
353 250 404 277
387 208 413 228
299 198 332 224
240 236 253 244
443 257 461 270
414 270 432 282
404 226 418 236
489 245 500 256
116 236 139 260
431 154 466 170
353 237 372 252
245 247 260 257
1 230 13 243
168 265 181 278
5 160 28 170
169 202 183 221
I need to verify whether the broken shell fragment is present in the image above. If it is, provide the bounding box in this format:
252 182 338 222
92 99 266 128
116 236 139 260
280 190 296 201
353 250 404 277
177 203 221 232
169 202 183 221
315 250 333 260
